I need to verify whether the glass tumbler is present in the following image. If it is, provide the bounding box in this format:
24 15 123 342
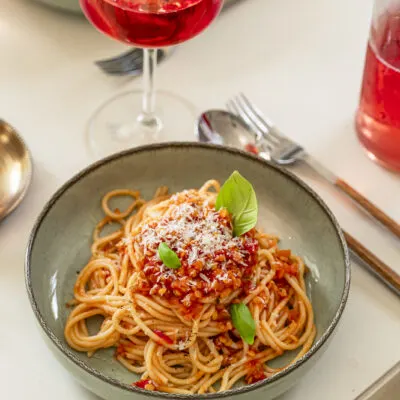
355 0 400 171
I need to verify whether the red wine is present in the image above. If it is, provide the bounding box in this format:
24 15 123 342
81 0 223 47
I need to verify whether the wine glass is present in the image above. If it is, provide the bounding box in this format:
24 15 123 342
81 0 224 156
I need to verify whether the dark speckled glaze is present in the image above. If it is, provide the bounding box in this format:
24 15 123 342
25 143 350 400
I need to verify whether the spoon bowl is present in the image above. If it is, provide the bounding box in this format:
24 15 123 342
197 109 268 157
0 120 33 220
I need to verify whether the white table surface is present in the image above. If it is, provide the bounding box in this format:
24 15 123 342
1 0 400 399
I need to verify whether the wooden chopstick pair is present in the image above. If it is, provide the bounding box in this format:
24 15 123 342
344 231 400 296
335 181 400 295
335 179 400 238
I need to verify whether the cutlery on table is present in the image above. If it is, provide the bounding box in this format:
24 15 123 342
227 93 400 240
0 120 33 220
95 47 174 77
95 0 248 76
197 109 400 296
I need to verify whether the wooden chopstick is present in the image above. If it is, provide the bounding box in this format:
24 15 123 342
343 230 400 296
336 179 400 239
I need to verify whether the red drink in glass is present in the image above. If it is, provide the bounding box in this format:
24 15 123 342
79 0 223 157
81 0 223 47
356 9 400 171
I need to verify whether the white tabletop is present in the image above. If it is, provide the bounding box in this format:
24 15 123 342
1 0 400 399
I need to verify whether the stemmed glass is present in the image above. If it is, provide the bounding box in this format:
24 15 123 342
80 0 224 156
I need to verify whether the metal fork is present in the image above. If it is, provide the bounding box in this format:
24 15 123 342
227 93 400 240
95 47 174 76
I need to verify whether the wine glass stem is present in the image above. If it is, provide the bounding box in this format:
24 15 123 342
139 48 161 130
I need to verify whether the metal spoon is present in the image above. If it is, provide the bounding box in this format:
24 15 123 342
196 109 269 158
0 120 33 220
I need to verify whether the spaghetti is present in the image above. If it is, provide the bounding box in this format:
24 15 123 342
64 179 316 394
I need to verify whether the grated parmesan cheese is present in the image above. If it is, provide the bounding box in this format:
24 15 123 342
138 200 239 270
199 273 211 284
128 191 258 312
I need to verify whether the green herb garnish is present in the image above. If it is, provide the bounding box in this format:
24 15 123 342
230 303 256 345
158 242 181 269
215 171 258 237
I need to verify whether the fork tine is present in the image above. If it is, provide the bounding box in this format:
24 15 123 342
226 99 241 118
97 56 143 75
98 65 142 76
230 95 279 149
96 48 167 70
236 94 280 145
230 98 276 154
227 98 259 137
157 50 166 63
228 96 264 140
238 93 284 142
226 101 238 121
95 48 173 76
238 93 273 129
98 61 140 75
95 49 140 68
97 55 144 75
227 99 273 152
112 55 143 72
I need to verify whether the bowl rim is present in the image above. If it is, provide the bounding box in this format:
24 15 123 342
25 142 351 399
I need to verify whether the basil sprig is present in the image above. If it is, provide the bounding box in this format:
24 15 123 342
216 171 258 236
158 242 181 269
230 303 256 345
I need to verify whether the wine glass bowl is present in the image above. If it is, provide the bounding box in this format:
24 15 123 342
81 0 223 47
80 0 224 158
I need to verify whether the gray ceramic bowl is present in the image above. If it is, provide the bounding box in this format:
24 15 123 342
25 143 350 400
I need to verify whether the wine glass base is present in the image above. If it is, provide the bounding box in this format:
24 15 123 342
86 90 198 158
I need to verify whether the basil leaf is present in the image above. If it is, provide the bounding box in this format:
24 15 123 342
158 242 181 269
216 171 258 236
230 303 256 345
